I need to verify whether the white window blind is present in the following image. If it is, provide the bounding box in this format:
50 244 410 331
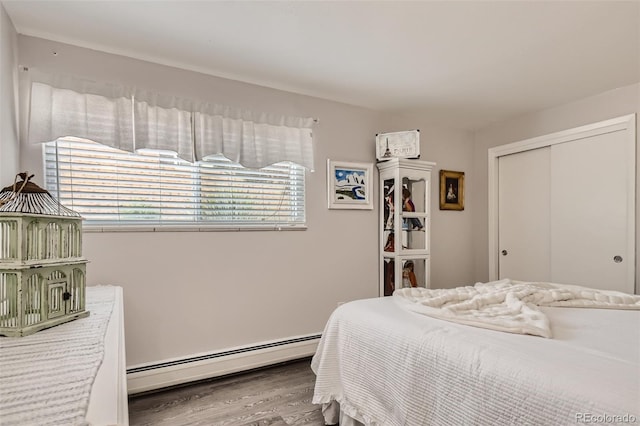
43 138 306 229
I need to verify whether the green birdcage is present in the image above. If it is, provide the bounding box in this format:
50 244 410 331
0 172 89 337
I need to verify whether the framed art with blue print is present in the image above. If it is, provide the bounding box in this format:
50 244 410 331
327 160 373 210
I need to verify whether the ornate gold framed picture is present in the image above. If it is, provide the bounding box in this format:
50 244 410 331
439 170 464 210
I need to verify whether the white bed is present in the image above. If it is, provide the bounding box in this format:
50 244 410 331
311 289 640 425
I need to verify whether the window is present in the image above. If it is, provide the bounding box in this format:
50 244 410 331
43 138 306 230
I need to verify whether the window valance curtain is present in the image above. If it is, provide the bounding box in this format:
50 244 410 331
27 73 315 170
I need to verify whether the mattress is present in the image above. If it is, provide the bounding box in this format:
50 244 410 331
311 296 640 425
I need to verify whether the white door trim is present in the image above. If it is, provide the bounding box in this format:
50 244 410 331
488 114 636 285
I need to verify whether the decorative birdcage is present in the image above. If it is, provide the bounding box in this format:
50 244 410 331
0 172 88 337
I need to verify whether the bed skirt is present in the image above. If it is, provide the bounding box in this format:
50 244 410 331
322 401 364 426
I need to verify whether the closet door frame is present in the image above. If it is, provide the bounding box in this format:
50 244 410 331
488 114 636 288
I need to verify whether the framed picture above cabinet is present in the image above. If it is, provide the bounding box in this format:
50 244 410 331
375 130 420 161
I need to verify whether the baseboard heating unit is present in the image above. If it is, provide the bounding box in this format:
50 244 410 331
126 334 321 394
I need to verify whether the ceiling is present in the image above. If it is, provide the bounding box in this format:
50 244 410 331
3 1 639 130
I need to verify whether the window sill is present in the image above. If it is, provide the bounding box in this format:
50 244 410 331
83 224 307 233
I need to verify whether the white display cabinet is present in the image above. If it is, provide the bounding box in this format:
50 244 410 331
378 158 435 296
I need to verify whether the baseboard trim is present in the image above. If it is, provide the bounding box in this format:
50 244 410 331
126 334 321 395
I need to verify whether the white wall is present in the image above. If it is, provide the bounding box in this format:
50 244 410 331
471 83 640 290
12 31 638 371
0 3 19 184
18 36 384 366
16 35 480 367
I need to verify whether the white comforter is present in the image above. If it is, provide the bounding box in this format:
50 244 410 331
394 279 640 338
312 294 640 426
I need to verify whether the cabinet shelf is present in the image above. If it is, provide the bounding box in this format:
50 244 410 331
383 227 425 233
401 212 426 218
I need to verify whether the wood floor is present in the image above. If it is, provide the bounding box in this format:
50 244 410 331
128 358 324 426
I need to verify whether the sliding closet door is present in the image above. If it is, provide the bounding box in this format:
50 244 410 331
490 115 635 291
550 131 633 293
498 147 551 282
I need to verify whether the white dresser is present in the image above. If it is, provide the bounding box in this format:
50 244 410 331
87 286 129 426
0 285 128 426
